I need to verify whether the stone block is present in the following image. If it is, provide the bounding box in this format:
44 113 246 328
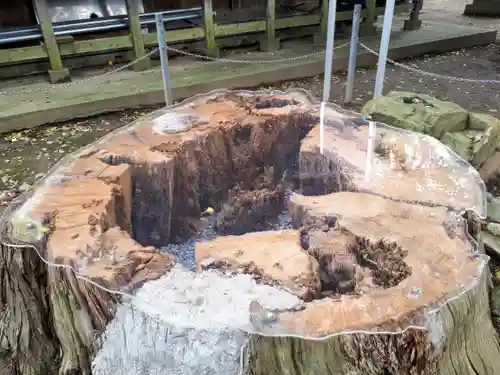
479 151 500 183
487 193 500 223
468 113 500 166
361 91 469 138
482 230 500 258
440 131 473 162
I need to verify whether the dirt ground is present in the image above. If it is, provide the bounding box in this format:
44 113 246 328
1 0 500 200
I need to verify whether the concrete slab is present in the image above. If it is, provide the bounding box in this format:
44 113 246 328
0 18 496 134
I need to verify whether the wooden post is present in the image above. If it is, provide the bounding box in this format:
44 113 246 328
360 0 377 36
203 0 220 57
260 0 279 52
125 0 150 71
32 0 71 83
313 0 329 44
404 0 423 31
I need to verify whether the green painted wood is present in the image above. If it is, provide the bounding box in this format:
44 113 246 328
261 0 278 52
0 5 412 67
404 0 423 31
315 0 329 43
203 0 219 57
125 0 150 71
32 0 66 73
361 0 378 36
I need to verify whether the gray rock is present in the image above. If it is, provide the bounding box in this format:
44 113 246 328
487 193 500 223
482 231 500 258
0 189 17 202
480 152 500 183
440 131 473 162
361 91 468 138
468 113 500 166
19 182 32 193
491 286 500 317
487 222 500 237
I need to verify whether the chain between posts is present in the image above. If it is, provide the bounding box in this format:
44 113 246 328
0 42 351 97
0 48 159 97
3 39 497 98
358 40 500 84
163 41 351 64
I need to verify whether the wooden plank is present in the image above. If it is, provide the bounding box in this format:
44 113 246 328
32 0 70 82
125 0 150 71
261 0 278 52
360 0 378 36
404 0 423 30
203 0 219 57
315 0 329 43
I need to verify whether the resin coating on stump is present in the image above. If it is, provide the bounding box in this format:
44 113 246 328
0 89 497 375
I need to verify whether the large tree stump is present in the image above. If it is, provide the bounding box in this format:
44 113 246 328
0 90 498 375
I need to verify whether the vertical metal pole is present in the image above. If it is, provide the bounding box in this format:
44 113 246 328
321 0 337 103
320 0 337 154
344 4 362 105
373 0 396 98
155 13 172 106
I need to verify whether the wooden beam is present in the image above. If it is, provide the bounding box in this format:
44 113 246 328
125 0 150 71
203 0 220 57
360 0 378 36
260 0 279 52
32 0 70 83
404 0 423 31
314 0 329 44
0 6 413 68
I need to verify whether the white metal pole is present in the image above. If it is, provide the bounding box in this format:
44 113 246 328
373 0 396 98
155 13 173 106
322 0 338 103
344 4 362 105
320 0 338 154
364 121 376 182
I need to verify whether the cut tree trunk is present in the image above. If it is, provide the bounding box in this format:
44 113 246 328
0 90 499 375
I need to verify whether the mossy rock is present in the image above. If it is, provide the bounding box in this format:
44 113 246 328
492 286 500 317
468 113 500 167
440 131 473 162
487 193 500 223
361 91 468 138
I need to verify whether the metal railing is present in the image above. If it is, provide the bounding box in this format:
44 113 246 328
0 8 202 45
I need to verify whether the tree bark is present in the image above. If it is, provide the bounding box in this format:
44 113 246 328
245 249 498 375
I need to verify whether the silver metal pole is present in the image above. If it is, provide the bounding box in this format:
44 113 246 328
373 0 396 98
155 13 173 106
321 0 338 103
344 4 362 105
320 0 338 155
